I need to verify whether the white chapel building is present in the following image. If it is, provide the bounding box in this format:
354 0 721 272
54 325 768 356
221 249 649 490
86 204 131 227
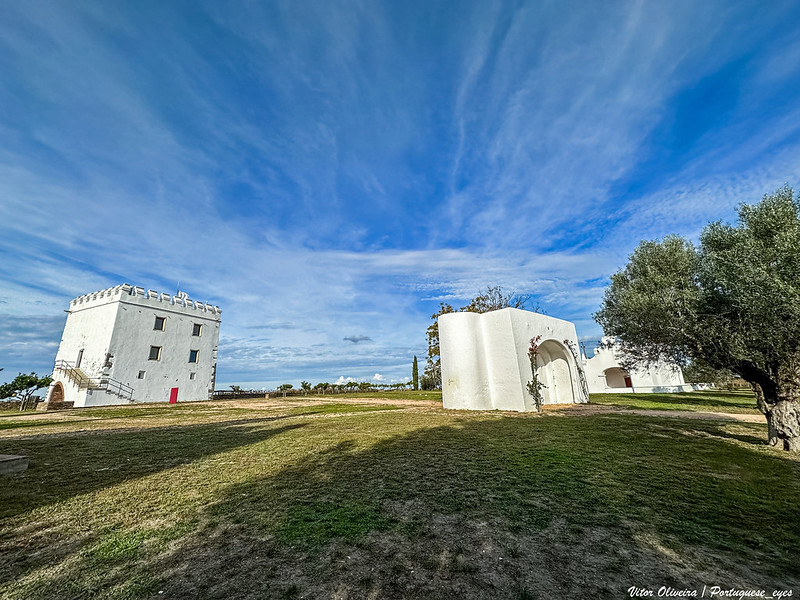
46 284 221 407
582 337 690 394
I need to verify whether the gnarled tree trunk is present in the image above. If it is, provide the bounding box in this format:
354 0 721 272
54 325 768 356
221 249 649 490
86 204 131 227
768 400 800 451
752 366 800 452
751 383 779 446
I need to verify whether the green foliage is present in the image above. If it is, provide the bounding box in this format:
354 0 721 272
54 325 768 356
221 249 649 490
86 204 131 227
597 187 800 386
412 356 419 391
595 187 800 447
0 372 53 410
682 360 740 388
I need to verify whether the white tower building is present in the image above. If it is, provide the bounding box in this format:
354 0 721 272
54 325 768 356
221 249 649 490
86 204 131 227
45 284 221 407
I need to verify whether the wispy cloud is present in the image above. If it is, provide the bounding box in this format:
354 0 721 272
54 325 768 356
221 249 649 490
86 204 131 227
1 0 799 387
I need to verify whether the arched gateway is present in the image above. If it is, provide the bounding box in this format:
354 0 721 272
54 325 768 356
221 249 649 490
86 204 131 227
537 340 577 404
604 367 632 389
48 381 65 403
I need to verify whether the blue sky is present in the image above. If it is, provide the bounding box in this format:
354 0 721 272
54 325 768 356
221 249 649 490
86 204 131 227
2 0 800 389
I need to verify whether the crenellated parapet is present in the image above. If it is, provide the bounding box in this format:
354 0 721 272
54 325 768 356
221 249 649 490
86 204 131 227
69 284 222 318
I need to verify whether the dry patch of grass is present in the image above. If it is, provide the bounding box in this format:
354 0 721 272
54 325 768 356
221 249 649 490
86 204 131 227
1 394 798 599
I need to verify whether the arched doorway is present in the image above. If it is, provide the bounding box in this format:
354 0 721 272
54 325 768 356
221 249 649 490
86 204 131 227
536 340 576 404
604 367 632 389
49 381 65 403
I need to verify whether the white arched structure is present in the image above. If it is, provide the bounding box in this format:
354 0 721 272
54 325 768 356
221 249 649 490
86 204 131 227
583 337 690 394
537 340 577 405
439 308 586 411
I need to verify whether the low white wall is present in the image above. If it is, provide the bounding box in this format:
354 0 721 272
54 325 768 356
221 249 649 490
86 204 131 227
590 383 715 394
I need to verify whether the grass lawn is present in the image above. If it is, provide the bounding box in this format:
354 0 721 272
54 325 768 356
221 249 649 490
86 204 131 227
1 392 797 599
590 389 760 414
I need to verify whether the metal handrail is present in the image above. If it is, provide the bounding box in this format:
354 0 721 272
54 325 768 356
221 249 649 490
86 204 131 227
54 360 134 400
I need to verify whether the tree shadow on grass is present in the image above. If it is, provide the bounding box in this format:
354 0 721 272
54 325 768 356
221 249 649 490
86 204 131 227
12 413 796 599
1 406 798 599
0 416 305 520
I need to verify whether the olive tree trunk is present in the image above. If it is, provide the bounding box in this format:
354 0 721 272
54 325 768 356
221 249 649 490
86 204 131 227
752 372 800 452
768 400 800 451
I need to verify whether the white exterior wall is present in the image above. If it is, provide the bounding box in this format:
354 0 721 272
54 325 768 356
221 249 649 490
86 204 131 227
583 338 687 394
48 284 221 407
50 296 120 407
439 308 587 412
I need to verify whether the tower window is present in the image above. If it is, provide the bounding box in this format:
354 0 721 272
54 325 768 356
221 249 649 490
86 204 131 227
154 316 166 331
192 323 202 336
148 346 162 361
188 350 199 363
189 372 196 380
138 371 146 379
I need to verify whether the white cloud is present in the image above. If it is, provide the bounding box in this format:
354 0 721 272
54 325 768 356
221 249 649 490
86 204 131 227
1 1 798 388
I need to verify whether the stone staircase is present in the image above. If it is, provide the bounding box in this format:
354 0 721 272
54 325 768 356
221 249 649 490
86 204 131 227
54 360 135 402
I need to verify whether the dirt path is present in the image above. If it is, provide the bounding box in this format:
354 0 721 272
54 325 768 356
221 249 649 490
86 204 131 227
545 403 764 423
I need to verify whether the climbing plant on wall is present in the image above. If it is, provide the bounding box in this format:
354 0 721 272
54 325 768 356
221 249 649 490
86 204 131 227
563 339 590 403
526 336 544 412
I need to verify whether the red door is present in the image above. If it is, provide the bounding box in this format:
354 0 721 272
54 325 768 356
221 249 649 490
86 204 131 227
169 387 178 404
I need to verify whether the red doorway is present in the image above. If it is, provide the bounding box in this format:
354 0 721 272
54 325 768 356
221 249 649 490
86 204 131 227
169 387 178 404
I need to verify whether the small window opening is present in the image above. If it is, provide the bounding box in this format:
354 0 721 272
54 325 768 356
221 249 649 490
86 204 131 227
189 372 196 380
188 350 199 363
192 323 202 336
149 346 162 361
138 370 146 379
154 316 166 331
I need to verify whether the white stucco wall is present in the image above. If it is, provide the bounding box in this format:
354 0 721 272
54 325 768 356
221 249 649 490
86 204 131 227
583 338 686 394
439 308 587 412
48 285 221 407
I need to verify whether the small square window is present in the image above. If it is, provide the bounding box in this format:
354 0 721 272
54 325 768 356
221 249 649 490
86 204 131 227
137 370 146 379
188 349 199 363
189 372 196 380
192 323 202 336
154 316 166 331
149 346 162 361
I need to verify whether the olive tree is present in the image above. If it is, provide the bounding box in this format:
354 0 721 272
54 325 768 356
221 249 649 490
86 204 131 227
0 372 53 411
595 186 800 451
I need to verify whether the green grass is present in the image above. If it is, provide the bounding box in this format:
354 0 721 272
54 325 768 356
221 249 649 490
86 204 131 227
590 389 760 413
0 392 797 599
